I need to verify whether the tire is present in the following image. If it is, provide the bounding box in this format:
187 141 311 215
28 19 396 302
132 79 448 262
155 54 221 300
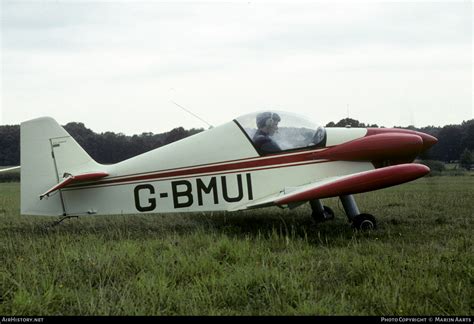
352 213 377 230
312 206 335 223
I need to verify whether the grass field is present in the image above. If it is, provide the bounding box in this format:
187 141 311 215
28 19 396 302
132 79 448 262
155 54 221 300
0 176 473 316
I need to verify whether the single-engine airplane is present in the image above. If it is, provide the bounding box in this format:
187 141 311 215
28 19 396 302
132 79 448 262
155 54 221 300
5 111 437 229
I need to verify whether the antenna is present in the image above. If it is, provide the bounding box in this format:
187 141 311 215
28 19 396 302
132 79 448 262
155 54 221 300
345 104 351 128
171 101 214 129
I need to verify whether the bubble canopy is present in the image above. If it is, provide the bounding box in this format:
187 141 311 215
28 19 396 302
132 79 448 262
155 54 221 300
234 111 327 155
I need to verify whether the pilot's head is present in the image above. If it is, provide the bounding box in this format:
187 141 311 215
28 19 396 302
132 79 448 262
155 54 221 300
256 112 281 135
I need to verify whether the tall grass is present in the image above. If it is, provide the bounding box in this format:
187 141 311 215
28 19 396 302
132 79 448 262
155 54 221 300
0 176 473 315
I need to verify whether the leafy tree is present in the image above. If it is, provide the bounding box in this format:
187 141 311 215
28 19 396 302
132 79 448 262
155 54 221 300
326 118 378 128
0 125 20 165
335 118 365 127
419 160 445 172
429 125 464 162
460 120 474 151
459 149 473 171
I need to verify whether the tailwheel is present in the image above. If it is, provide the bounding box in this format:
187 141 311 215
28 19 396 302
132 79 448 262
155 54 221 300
312 206 335 223
351 213 377 230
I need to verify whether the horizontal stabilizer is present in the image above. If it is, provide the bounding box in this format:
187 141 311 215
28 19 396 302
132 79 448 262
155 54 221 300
39 172 108 200
0 166 21 172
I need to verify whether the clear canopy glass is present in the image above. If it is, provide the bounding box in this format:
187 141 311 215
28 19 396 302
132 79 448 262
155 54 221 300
234 111 326 155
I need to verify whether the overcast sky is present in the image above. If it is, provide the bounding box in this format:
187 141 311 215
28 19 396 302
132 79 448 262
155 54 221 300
1 0 472 135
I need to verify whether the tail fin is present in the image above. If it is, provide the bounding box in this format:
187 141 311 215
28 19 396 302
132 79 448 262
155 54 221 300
21 117 102 216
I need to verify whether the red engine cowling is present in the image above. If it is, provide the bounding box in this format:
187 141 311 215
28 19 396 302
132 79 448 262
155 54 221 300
314 128 437 167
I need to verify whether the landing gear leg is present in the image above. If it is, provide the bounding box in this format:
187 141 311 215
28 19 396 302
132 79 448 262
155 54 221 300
339 195 377 230
310 199 334 223
340 195 360 222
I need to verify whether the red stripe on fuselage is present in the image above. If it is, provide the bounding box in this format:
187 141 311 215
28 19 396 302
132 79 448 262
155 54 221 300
67 149 329 189
64 160 329 191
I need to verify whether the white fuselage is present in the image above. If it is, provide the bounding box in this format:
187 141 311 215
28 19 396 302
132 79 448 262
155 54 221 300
59 122 373 216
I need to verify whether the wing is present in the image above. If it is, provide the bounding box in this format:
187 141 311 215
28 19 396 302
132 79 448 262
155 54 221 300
0 166 21 172
231 163 429 211
39 171 109 200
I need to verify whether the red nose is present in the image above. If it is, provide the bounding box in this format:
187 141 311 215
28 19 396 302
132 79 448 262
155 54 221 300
420 133 438 150
366 128 437 152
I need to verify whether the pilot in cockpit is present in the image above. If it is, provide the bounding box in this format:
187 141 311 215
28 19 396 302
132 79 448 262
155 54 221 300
252 112 282 154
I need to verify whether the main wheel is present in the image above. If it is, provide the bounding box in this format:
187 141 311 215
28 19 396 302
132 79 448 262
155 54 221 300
352 213 377 230
312 206 335 223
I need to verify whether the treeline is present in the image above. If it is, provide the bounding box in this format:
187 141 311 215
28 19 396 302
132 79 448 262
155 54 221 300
0 122 203 165
1 118 473 165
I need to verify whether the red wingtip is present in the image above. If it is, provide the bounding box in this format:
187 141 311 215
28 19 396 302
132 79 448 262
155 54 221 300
414 163 431 175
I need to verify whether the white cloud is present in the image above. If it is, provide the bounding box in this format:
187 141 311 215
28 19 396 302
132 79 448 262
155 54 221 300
1 1 472 134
